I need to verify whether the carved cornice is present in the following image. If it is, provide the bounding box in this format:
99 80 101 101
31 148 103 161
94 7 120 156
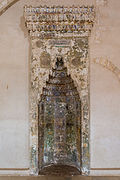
24 6 95 38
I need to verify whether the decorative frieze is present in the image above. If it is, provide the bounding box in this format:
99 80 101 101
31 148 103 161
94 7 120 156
24 6 95 38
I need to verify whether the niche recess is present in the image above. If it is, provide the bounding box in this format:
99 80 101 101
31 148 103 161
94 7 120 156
38 57 81 175
24 6 95 175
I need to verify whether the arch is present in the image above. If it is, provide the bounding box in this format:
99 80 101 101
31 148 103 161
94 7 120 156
0 0 20 16
93 58 120 82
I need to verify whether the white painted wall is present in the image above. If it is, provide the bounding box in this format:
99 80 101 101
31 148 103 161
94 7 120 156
0 0 29 169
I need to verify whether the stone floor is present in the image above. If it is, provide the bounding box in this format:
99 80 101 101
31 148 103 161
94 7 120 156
0 177 120 180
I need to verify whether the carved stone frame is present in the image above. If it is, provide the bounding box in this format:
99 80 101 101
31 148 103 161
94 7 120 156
24 6 95 175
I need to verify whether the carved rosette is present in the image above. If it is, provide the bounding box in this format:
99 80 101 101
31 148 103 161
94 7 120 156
24 6 95 175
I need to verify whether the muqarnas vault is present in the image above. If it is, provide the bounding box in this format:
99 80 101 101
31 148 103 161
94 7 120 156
38 57 81 175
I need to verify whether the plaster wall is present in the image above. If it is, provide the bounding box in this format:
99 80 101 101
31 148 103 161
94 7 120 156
90 0 120 175
0 0 120 176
